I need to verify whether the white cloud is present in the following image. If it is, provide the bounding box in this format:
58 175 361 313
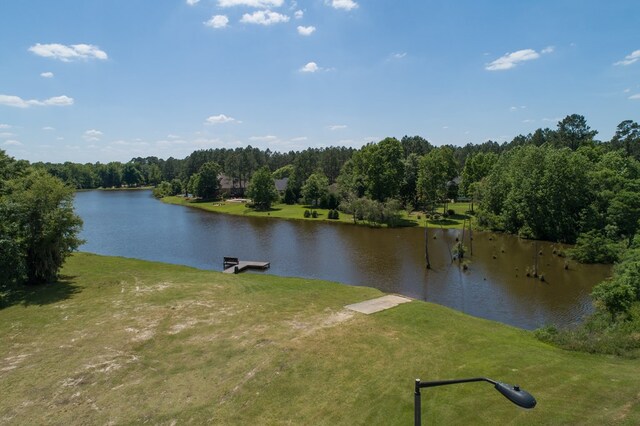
541 46 555 54
43 126 55 131
3 140 22 146
186 0 200 5
206 114 238 124
327 0 358 11
294 10 303 19
0 132 15 138
297 25 316 36
40 71 54 78
486 49 541 71
240 10 289 25
328 124 347 130
290 136 307 142
630 94 640 100
28 43 108 62
0 124 10 129
205 15 230 28
0 94 74 108
615 50 640 66
249 135 277 141
391 52 407 59
44 96 74 106
300 62 319 72
220 0 284 7
83 129 103 141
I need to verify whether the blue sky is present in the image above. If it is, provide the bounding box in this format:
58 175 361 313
1 0 639 163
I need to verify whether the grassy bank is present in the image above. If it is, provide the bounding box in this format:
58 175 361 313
1 254 639 424
162 196 472 229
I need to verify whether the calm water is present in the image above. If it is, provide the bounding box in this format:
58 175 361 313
74 190 611 330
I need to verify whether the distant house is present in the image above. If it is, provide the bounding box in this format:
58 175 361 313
218 174 244 197
274 177 289 195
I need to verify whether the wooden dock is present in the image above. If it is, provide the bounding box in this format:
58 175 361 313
223 257 270 274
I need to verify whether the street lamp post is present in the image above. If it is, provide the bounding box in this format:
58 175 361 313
414 377 536 425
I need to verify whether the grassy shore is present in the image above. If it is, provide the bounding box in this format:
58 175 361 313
1 253 638 424
162 196 473 229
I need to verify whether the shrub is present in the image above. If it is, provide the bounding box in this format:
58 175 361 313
333 210 339 220
311 210 318 218
447 209 455 216
569 230 622 264
303 210 311 218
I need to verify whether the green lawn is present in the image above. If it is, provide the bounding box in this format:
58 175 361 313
163 196 474 229
1 253 638 424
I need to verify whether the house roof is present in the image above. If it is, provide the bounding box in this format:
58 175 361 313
274 177 288 192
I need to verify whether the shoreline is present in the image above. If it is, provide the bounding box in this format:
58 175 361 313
160 195 472 230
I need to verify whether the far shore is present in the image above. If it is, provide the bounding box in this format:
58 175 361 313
161 195 473 229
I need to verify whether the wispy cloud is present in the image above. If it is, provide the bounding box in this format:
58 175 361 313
205 114 239 124
391 52 407 59
186 0 200 5
219 0 284 6
486 47 553 71
40 71 54 78
0 94 74 108
3 140 22 146
240 10 290 25
294 10 303 19
614 50 640 66
43 126 55 131
0 124 10 129
300 62 319 73
328 124 347 130
630 93 640 100
297 25 316 36
327 0 358 11
83 129 103 142
28 43 108 62
486 49 541 71
205 15 229 29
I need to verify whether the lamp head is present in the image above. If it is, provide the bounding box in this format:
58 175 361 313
494 382 537 409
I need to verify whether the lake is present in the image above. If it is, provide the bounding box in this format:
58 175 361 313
74 190 611 330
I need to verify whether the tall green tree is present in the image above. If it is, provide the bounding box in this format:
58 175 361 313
417 146 457 212
302 172 329 208
193 162 222 200
554 114 598 150
358 137 405 202
1 165 83 286
610 120 640 160
247 166 279 210
460 152 497 211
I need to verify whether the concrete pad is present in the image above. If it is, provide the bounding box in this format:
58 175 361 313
345 295 412 314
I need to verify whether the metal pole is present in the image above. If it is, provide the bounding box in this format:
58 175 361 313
414 378 422 426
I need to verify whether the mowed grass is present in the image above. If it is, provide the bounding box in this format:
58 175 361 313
163 196 473 229
1 254 639 425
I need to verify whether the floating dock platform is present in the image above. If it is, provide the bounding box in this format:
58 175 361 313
223 257 270 274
